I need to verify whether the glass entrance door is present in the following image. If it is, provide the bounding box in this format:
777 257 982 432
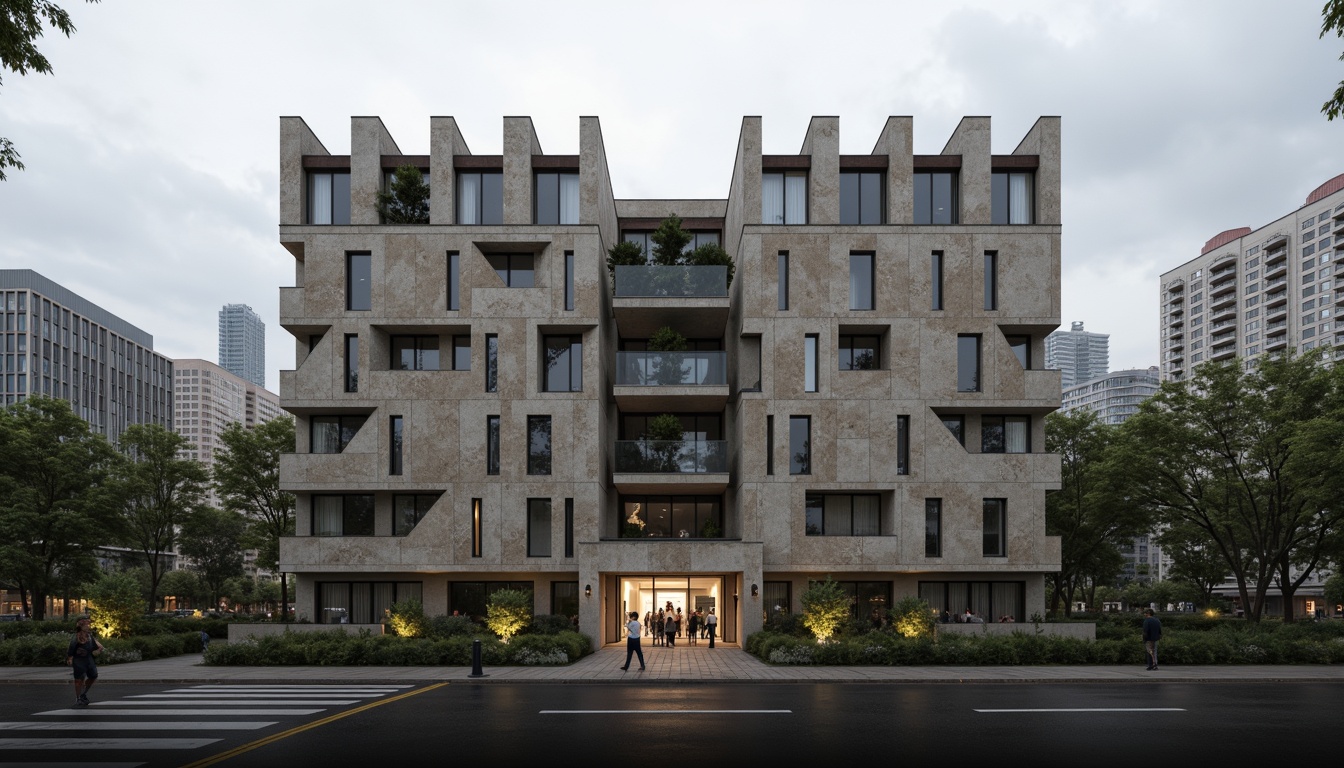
615 576 726 643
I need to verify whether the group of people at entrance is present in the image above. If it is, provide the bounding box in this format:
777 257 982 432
642 603 716 648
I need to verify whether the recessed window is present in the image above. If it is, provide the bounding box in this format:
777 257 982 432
391 336 440 371
485 334 498 393
762 171 807 224
313 495 375 537
1006 335 1030 369
941 415 965 446
564 251 575 311
931 251 944 311
311 415 366 454
527 498 552 557
984 251 998 310
307 171 351 225
447 252 460 311
838 335 880 370
344 334 359 393
778 251 790 310
389 415 403 475
535 172 579 225
840 171 884 225
805 493 881 536
453 336 471 371
849 252 875 311
347 253 371 311
914 171 957 224
957 335 981 392
896 415 909 475
983 498 1006 557
486 415 500 475
789 416 811 475
981 415 1030 453
925 499 942 557
991 172 1034 224
487 254 534 288
393 494 437 536
456 171 503 225
527 415 552 475
541 334 582 392
804 334 819 392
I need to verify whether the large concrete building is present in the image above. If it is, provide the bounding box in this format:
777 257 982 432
218 303 266 388
275 114 1064 642
1159 174 1344 382
1059 366 1159 425
1045 321 1109 388
0 269 173 440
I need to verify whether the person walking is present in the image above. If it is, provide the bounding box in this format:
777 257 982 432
620 611 646 671
686 609 700 646
705 608 718 648
65 617 103 706
1142 608 1162 671
664 611 677 648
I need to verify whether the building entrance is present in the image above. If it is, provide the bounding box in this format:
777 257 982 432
613 575 734 645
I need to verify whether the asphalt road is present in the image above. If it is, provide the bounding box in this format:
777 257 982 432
0 681 1340 767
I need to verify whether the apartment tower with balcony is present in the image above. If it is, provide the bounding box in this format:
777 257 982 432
276 115 1063 642
1159 174 1344 381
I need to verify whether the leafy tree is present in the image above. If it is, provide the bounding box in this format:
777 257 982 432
649 214 693 266
605 240 645 290
800 577 850 643
85 570 142 638
1044 410 1153 616
647 326 687 352
647 413 684 471
0 396 120 619
1157 521 1234 605
177 506 247 607
1322 0 1344 120
375 164 430 224
112 424 208 614
212 418 296 619
485 588 532 642
0 0 97 180
889 596 935 638
388 597 426 637
158 569 206 610
1324 571 1344 612
686 242 735 288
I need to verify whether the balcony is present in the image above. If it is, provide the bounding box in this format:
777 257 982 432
1264 303 1287 322
1265 320 1288 336
1209 272 1237 290
614 351 729 412
1263 260 1287 280
1210 319 1236 335
1166 279 1185 294
613 439 729 494
1210 345 1237 362
1168 325 1184 339
1334 218 1344 237
1263 232 1288 251
1264 288 1288 309
1265 336 1289 351
1336 289 1344 306
613 266 729 337
1167 304 1185 316
1168 338 1184 351
1210 303 1237 322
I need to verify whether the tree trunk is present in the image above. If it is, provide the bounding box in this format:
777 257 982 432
1280 584 1297 623
280 572 289 622
30 587 46 621
18 583 30 619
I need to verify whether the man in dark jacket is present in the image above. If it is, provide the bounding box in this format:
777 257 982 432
1142 608 1162 671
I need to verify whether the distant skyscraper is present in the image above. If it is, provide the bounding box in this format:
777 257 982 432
1046 321 1110 388
218 304 265 388
1060 366 1160 425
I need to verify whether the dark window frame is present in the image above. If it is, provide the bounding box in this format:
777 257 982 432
485 334 498 392
913 171 959 225
392 493 437 536
344 334 359 393
310 414 366 454
389 415 403 475
983 498 1007 557
487 253 535 288
541 334 583 392
390 335 441 371
805 492 883 536
849 251 876 311
527 415 552 475
991 171 1035 225
804 334 819 392
486 415 501 475
925 499 942 557
840 170 886 225
346 252 372 311
307 171 351 225
455 171 503 225
527 497 552 557
447 251 461 311
931 251 944 311
984 251 998 311
311 494 376 537
534 171 579 225
957 334 982 393
838 334 881 370
789 415 811 475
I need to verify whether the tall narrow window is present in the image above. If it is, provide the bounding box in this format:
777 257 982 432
913 171 958 224
766 415 774 476
344 334 359 393
1006 335 1030 369
992 172 1034 225
542 334 582 392
957 335 981 392
452 335 471 371
485 334 498 392
983 499 1006 556
528 498 552 557
897 415 909 475
778 252 790 310
840 171 883 224
931 251 944 311
535 172 579 225
456 171 503 225
849 252 875 311
984 251 998 311
925 499 942 557
447 251 460 311
564 251 575 311
564 498 574 558
389 415 403 475
762 171 807 224
486 415 500 475
527 415 552 475
471 498 483 557
804 334 818 392
789 416 811 475
347 253 371 311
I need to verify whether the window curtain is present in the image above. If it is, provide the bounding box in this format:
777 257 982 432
458 173 480 224
918 583 944 615
1006 418 1029 453
314 496 343 536
971 582 992 620
784 173 807 224
312 419 340 454
351 583 372 624
559 173 580 224
762 174 784 224
319 583 348 624
992 582 1022 621
309 173 332 225
372 583 395 624
1010 173 1032 224
824 496 852 536
852 495 880 536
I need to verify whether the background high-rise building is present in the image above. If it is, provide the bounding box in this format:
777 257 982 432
1060 366 1160 424
218 303 266 388
1045 321 1110 388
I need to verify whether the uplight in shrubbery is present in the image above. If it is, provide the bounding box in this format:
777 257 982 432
86 572 145 638
485 588 532 643
1203 609 1220 619
800 577 850 644
388 598 426 638
889 596 935 639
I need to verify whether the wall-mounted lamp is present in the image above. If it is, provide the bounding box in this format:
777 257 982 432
751 583 759 598
584 584 592 598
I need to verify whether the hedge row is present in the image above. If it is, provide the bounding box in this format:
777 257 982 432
0 631 206 666
205 629 593 666
0 617 230 640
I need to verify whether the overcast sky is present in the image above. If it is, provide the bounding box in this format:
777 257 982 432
1 0 1340 388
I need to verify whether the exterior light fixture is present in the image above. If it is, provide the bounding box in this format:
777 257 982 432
584 584 592 598
751 583 759 598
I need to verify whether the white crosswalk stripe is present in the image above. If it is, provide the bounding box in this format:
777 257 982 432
0 738 219 749
0 722 276 730
92 699 359 706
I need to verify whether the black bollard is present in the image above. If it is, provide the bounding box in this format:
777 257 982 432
468 638 488 678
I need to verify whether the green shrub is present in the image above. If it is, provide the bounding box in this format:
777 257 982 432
889 596 936 639
426 615 480 639
530 614 574 636
800 578 850 643
86 571 145 638
201 627 593 666
388 598 426 638
486 589 532 643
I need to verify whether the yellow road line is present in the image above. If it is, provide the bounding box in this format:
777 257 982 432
178 682 448 767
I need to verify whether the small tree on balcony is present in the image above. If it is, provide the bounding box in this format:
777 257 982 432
648 326 688 385
650 215 693 266
647 413 685 472
376 164 430 224
687 242 735 288
606 240 646 292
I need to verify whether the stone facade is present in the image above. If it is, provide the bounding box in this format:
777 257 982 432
276 115 1063 644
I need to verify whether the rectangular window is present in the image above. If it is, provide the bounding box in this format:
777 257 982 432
389 415 403 475
311 415 366 454
1006 335 1030 369
983 499 1006 557
931 251 944 310
344 334 359 393
535 172 579 225
391 335 440 371
347 253 371 311
471 498 483 557
447 251 460 311
941 415 965 446
486 254 535 287
804 493 881 536
485 334 498 392
762 171 807 224
766 415 774 476
839 335 880 370
991 172 1034 224
486 415 500 475
840 171 884 224
981 415 1029 453
897 415 909 475
393 494 437 536
456 171 503 225
564 251 575 311
984 251 998 310
778 252 789 310
804 334 819 392
564 498 574 558
312 495 375 537
849 252 875 311
957 335 981 392
527 415 552 475
542 334 583 392
527 498 552 557
307 171 351 225
789 416 811 475
913 171 957 224
452 336 471 371
925 499 942 557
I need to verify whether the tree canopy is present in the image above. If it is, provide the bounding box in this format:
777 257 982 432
1322 0 1344 120
375 164 430 223
177 506 247 607
212 418 295 618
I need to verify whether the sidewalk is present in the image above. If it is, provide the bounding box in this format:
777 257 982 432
4 645 1344 685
